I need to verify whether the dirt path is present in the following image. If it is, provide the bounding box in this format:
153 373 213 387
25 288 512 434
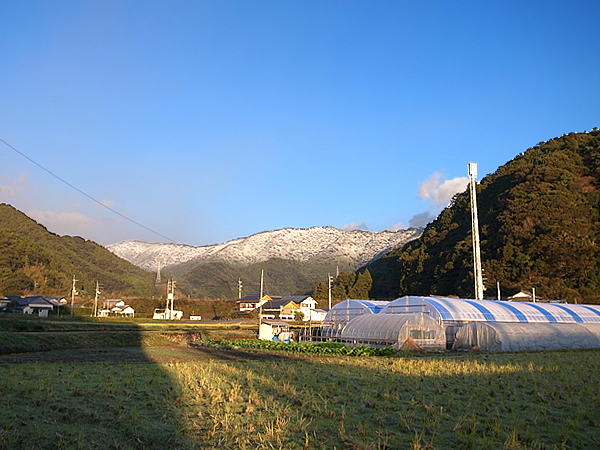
0 345 303 364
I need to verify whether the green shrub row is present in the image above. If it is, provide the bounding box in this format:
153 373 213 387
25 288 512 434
212 338 397 356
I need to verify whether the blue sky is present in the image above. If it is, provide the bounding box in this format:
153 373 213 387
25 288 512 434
1 1 598 246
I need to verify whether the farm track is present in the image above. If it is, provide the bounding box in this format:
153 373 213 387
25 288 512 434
0 344 305 364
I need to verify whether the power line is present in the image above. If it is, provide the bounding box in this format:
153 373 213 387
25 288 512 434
0 137 177 243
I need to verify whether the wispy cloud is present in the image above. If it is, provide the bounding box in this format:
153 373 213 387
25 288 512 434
0 173 29 200
342 221 369 231
387 222 405 232
28 209 101 236
0 173 126 245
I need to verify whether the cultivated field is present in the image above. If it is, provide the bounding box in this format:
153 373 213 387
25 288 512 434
1 316 599 449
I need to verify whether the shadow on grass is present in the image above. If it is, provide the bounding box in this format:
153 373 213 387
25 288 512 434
0 315 199 448
0 314 304 449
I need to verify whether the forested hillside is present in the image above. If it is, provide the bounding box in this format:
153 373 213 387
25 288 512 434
368 130 600 304
0 204 156 297
173 258 350 299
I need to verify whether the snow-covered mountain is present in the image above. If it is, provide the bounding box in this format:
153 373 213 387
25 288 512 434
108 226 422 272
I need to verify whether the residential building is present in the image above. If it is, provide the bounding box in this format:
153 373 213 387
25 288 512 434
260 298 300 320
237 294 274 311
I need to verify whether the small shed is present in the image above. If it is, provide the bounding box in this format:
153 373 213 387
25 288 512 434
340 312 446 350
452 321 600 352
259 321 292 342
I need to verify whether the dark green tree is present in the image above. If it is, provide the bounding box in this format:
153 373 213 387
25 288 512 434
349 269 372 299
312 281 328 301
332 272 356 300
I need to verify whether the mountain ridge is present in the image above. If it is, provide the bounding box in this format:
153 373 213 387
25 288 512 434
108 226 423 272
0 203 156 297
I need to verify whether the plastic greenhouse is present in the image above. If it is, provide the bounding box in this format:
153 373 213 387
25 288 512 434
452 321 600 352
381 296 600 347
322 300 389 338
339 312 446 350
382 296 600 324
317 296 600 351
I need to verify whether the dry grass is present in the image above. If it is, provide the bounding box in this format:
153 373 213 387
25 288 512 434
1 316 599 449
1 348 599 449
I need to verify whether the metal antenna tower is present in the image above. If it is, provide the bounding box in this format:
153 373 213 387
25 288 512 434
469 162 484 300
93 280 101 317
156 261 162 284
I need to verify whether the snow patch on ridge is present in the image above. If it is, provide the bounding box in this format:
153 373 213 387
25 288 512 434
107 226 422 271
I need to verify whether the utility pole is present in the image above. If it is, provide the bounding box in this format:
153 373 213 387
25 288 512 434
328 274 333 310
238 278 243 300
70 276 78 316
259 270 264 299
93 280 101 317
469 162 484 300
259 270 264 326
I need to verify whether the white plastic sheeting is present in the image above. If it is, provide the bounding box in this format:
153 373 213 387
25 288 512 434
382 296 600 324
452 321 600 352
340 312 446 350
322 300 389 338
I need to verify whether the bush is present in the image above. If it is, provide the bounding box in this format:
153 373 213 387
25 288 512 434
211 338 397 356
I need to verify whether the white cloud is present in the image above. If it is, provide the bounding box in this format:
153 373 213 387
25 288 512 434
418 172 443 200
28 209 101 237
342 221 369 231
418 173 469 206
404 172 471 229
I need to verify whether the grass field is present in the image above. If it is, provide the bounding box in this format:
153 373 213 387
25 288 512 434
1 316 599 449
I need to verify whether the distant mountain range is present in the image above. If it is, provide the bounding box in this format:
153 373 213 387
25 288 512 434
108 227 422 271
108 227 422 298
0 200 421 299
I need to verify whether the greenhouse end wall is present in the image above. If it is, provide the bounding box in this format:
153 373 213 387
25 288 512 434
452 322 600 352
339 312 446 350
